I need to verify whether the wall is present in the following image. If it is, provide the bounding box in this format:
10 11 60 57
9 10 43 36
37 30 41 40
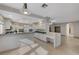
31 19 49 32
0 16 5 34
61 24 67 36
0 23 4 34
3 18 25 33
69 22 79 37
51 22 79 37
32 20 47 30
4 19 12 29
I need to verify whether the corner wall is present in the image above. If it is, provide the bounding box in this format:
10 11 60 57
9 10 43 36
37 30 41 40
51 23 67 36
70 22 79 37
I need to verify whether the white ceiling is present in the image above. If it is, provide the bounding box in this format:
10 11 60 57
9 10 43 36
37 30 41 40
1 3 79 23
0 9 43 24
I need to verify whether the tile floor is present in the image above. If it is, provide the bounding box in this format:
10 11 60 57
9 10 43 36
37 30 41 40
0 33 79 55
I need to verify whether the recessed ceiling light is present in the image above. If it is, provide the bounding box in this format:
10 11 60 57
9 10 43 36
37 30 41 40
42 3 48 8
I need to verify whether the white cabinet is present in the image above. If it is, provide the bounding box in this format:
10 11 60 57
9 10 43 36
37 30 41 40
0 25 3 34
0 36 19 52
47 32 61 48
0 23 5 34
34 33 47 42
34 32 61 48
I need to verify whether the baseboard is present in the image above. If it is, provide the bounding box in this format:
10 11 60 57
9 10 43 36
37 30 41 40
34 37 47 43
61 35 66 36
74 36 79 39
61 35 79 39
0 34 5 36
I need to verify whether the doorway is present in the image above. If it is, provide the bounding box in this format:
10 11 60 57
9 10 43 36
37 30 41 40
54 26 61 33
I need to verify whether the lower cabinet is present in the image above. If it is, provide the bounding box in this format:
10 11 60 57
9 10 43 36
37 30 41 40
34 33 47 42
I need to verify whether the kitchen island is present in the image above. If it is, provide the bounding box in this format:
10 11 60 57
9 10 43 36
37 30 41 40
34 32 61 48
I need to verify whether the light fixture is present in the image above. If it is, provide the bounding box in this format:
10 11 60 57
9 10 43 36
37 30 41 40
24 11 28 14
23 10 31 15
23 9 28 14
23 3 31 15
42 3 48 8
39 21 42 24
